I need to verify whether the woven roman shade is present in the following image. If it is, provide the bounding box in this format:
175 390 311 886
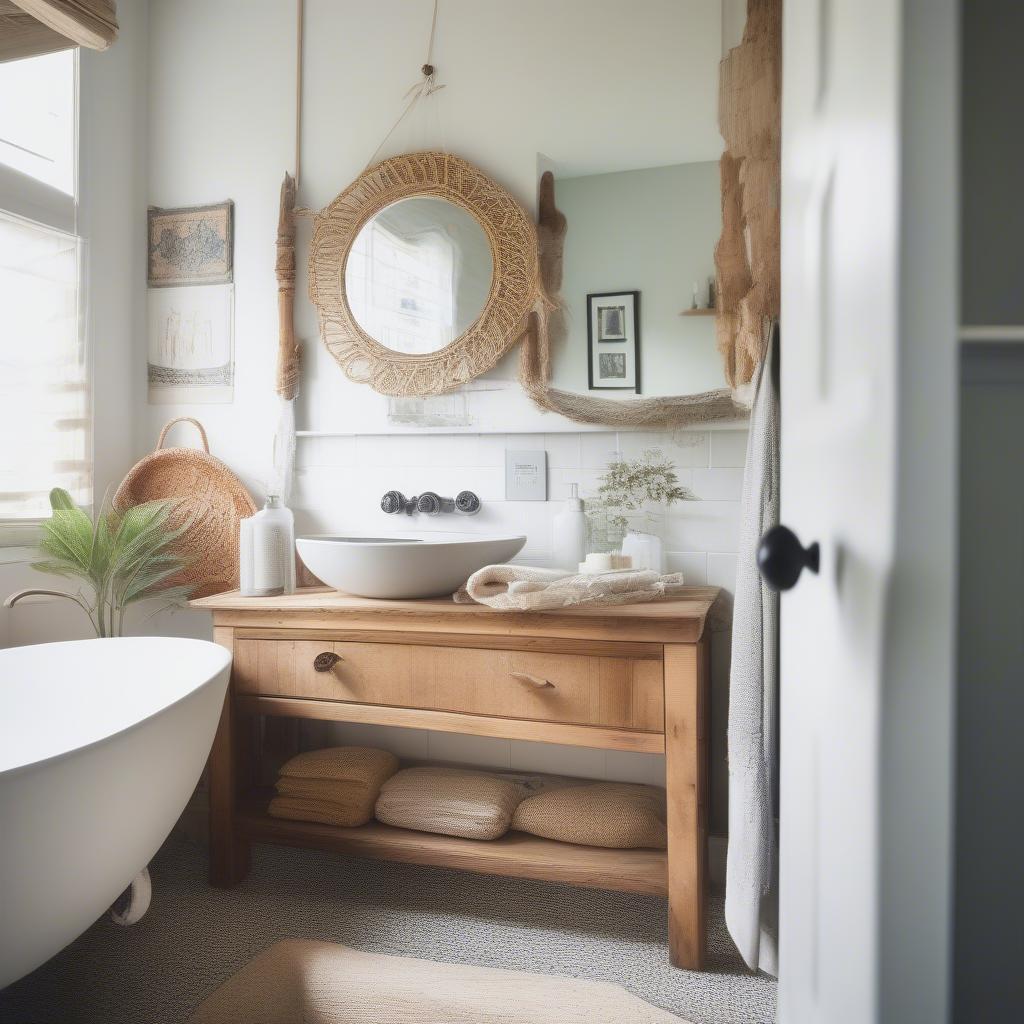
0 1 117 63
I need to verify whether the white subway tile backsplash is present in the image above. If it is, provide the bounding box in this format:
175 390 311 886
509 740 607 780
707 552 740 594
550 467 605 502
665 551 709 585
322 722 431 760
666 501 741 553
580 431 620 468
428 731 511 768
541 432 583 469
603 751 667 788
710 430 749 468
292 427 744 794
691 468 744 501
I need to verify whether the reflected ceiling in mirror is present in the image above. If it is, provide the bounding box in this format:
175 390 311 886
344 197 494 356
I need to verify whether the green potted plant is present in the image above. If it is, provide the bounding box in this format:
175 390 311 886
5 488 193 637
588 449 692 567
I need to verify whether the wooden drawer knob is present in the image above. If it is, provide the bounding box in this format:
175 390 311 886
510 671 556 690
313 651 342 672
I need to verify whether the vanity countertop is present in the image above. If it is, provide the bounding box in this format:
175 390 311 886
191 586 722 644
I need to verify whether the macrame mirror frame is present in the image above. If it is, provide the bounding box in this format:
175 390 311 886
308 150 543 397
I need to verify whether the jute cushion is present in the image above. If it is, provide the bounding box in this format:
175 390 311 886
375 767 527 841
512 783 667 850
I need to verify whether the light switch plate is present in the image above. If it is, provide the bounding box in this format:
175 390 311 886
505 450 548 501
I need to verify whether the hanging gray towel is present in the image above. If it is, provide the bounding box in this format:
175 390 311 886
725 330 780 976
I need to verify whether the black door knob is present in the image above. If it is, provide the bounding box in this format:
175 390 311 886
757 525 820 591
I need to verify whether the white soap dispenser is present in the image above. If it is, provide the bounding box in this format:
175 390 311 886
239 495 296 597
552 483 587 571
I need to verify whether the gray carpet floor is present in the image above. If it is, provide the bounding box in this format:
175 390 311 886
0 836 776 1024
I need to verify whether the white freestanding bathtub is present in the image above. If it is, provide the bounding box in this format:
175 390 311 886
0 636 231 988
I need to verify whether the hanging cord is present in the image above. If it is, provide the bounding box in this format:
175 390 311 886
295 0 304 186
363 0 445 170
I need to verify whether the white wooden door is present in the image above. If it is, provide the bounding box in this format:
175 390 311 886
776 1 957 1021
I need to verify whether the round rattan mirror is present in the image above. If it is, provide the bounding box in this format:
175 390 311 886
309 151 540 397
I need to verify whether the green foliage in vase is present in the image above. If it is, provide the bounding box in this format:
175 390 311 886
591 449 692 531
31 487 193 638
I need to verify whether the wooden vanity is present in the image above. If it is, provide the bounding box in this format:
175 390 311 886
192 587 718 970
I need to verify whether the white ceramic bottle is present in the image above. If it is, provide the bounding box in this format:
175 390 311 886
239 495 296 597
552 483 587 571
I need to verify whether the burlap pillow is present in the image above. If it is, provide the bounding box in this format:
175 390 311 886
512 783 667 849
279 746 399 788
375 766 527 841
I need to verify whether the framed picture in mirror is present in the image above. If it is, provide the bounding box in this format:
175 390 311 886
587 290 639 392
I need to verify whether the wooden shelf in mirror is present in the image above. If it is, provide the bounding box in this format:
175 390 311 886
679 308 717 317
237 792 667 896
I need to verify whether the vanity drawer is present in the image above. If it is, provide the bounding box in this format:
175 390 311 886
233 638 664 733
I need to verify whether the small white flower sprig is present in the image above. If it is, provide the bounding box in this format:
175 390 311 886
592 448 693 531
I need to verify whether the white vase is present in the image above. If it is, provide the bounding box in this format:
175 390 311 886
621 530 664 573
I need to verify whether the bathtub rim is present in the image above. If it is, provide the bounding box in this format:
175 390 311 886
0 636 231 780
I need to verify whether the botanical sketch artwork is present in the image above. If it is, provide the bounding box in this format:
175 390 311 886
148 286 234 404
148 202 233 287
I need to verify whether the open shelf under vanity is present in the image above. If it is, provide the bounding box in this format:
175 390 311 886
191 587 717 969
238 790 668 895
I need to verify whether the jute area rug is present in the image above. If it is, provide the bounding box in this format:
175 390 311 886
188 938 690 1024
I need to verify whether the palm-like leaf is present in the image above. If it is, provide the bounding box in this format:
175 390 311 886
31 488 195 637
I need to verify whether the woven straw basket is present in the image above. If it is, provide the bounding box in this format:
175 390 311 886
113 417 256 599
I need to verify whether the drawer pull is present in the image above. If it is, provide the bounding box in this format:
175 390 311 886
313 651 342 672
510 671 556 690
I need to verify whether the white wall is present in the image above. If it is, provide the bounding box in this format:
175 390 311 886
5 0 746 835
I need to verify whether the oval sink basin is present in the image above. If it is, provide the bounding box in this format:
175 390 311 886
296 532 527 600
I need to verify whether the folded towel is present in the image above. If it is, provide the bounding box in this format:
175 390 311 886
453 564 688 611
268 794 374 828
274 776 378 826
278 746 399 787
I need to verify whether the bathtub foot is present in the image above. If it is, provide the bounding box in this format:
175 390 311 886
110 868 152 927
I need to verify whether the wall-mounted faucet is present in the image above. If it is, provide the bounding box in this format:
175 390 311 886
380 490 481 516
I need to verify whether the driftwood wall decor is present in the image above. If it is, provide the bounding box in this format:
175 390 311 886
518 173 744 428
715 0 781 389
275 172 300 400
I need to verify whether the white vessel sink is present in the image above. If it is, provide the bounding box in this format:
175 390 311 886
296 532 526 600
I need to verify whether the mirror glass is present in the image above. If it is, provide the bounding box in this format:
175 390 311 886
344 196 493 355
548 159 724 398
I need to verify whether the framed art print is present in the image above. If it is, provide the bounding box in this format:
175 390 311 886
148 201 234 287
587 290 640 391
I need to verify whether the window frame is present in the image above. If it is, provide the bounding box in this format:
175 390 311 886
0 49 85 547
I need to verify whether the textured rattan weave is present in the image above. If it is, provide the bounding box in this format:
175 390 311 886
113 417 256 599
308 151 539 397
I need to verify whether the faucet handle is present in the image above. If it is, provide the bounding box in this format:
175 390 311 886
455 491 481 515
381 490 415 515
416 492 454 516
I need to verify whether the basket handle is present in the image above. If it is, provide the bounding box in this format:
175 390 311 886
156 417 210 453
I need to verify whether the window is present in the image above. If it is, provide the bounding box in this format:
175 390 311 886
0 51 87 539
347 219 457 354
